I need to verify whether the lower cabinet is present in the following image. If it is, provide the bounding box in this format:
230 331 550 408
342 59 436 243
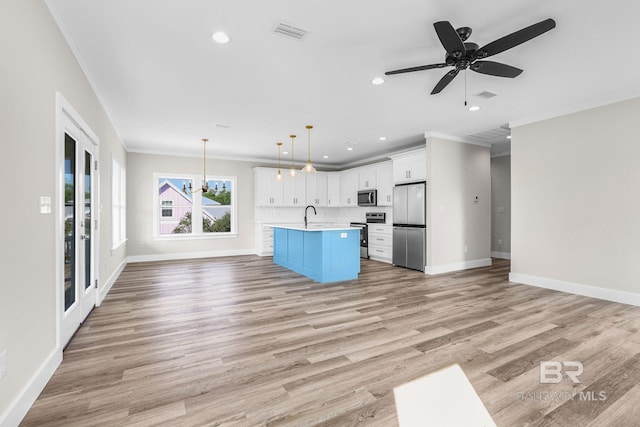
368 224 392 263
256 224 274 256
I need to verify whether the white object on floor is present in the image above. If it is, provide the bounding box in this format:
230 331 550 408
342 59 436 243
393 364 496 427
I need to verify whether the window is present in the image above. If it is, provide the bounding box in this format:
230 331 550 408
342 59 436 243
161 200 173 217
155 174 236 237
111 157 126 248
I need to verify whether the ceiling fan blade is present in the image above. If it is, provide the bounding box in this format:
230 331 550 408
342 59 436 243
470 60 523 78
477 18 556 59
433 21 465 55
431 69 459 94
385 63 448 75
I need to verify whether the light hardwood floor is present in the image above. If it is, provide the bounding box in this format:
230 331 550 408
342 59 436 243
22 257 640 426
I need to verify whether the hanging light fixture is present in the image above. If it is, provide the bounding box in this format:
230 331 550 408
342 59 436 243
275 141 284 181
301 124 316 173
289 134 297 177
183 138 213 194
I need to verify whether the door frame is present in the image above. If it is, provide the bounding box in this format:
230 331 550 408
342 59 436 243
55 93 100 349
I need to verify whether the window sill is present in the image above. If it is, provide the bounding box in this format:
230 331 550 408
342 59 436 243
111 238 127 252
153 233 238 241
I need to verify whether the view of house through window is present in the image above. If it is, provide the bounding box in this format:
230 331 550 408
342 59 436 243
157 176 234 236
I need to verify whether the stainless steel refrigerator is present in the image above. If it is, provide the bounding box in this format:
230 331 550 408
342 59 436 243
392 182 426 271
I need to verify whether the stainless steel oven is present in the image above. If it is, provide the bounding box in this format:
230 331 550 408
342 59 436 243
350 222 368 259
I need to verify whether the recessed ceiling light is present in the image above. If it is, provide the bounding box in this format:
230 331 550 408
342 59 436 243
323 155 329 159
347 147 354 151
468 105 481 112
371 77 385 85
379 137 387 141
506 135 512 139
212 32 230 44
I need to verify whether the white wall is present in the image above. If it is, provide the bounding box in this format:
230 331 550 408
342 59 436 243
510 97 640 303
126 152 256 260
0 0 127 423
491 155 511 258
426 136 492 273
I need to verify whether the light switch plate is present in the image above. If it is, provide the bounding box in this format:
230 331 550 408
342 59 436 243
40 196 52 214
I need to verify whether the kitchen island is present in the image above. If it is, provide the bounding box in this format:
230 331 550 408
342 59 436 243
272 224 360 283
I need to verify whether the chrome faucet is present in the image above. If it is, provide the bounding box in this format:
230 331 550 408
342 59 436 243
304 205 317 228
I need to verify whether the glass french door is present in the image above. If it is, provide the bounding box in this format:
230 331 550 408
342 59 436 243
62 124 97 347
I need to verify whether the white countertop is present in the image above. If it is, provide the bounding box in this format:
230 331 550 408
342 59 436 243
270 223 359 232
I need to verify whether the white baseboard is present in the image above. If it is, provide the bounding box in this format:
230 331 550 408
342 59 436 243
509 272 640 307
425 258 492 275
97 258 127 306
0 348 62 427
127 248 256 263
490 251 511 260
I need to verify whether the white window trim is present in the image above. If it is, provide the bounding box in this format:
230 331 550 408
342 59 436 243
153 172 238 239
111 156 126 250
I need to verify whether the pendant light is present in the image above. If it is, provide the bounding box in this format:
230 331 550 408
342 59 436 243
289 134 297 177
183 138 212 194
275 142 284 181
301 125 316 173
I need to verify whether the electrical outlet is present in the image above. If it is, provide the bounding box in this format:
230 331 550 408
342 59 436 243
464 245 468 253
498 239 503 245
0 350 7 380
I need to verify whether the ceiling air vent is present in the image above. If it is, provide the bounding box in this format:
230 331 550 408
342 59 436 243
473 91 497 99
273 21 308 40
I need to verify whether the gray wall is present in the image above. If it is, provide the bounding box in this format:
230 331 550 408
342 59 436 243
426 136 492 270
126 152 256 259
491 155 511 257
511 97 640 296
0 0 126 419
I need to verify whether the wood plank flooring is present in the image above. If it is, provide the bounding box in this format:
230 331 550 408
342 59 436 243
21 257 640 426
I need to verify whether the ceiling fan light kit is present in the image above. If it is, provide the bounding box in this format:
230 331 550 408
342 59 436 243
385 18 556 96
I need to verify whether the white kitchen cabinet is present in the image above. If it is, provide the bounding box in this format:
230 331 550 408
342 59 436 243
358 167 376 190
340 171 358 207
306 171 328 206
375 162 393 206
254 167 284 206
327 173 341 207
391 149 427 183
256 224 274 256
368 224 392 263
283 172 307 206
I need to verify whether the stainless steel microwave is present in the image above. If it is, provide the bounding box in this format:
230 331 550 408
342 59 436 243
357 189 377 206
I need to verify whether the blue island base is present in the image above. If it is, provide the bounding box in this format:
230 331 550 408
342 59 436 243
273 227 360 283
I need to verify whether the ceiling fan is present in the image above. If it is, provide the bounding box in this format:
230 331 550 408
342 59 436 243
385 18 556 95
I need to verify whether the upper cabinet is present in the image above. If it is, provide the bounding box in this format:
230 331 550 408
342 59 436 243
340 171 358 207
327 173 341 207
255 159 396 208
254 167 284 206
283 172 307 206
375 162 393 206
306 171 328 206
358 168 376 190
391 148 427 183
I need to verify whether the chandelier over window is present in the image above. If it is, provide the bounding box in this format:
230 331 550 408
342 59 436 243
183 138 221 194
